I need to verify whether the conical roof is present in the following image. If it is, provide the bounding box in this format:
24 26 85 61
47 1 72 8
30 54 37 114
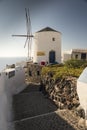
36 27 61 33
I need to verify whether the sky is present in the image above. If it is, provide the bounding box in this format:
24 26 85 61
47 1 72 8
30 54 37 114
0 0 87 57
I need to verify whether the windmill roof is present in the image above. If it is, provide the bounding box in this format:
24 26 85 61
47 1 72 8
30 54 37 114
36 27 61 33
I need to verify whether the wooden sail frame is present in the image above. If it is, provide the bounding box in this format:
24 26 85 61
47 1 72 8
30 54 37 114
12 8 34 59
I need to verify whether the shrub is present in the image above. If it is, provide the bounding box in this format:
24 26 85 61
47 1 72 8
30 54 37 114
64 59 87 68
53 67 83 80
41 62 84 80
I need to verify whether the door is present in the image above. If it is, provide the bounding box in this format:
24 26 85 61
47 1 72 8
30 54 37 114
49 51 55 63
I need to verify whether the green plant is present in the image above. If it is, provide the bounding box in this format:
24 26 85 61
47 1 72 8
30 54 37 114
64 59 87 68
41 63 84 80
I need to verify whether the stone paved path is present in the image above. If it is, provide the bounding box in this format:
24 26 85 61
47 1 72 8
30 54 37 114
12 83 85 130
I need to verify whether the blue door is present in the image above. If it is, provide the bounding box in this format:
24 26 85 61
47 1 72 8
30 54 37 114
49 51 55 63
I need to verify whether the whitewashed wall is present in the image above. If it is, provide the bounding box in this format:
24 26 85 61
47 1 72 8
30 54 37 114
77 67 87 125
4 67 26 95
33 31 61 63
0 66 26 130
63 53 71 62
77 81 87 112
0 72 8 130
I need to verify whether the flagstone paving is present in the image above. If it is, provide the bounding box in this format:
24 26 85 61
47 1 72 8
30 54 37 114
12 83 85 130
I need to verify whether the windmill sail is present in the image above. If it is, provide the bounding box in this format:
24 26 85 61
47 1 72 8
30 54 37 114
12 8 33 59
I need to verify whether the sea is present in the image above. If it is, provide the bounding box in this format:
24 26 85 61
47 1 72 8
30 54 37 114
0 57 27 72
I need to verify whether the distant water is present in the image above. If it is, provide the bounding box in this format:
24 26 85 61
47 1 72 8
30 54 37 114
0 57 27 71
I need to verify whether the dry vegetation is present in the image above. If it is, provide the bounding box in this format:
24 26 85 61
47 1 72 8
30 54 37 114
41 59 87 80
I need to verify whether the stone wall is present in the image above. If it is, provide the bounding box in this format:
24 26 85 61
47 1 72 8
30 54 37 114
26 64 80 110
40 73 86 127
40 75 80 110
25 64 85 119
25 63 42 83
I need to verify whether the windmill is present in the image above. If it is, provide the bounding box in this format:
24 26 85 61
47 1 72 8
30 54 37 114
12 8 34 60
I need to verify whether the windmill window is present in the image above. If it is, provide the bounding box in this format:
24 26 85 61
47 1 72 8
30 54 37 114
52 37 55 41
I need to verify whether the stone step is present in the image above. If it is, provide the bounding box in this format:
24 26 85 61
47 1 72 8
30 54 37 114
20 83 40 93
12 91 57 121
12 84 85 130
13 110 84 130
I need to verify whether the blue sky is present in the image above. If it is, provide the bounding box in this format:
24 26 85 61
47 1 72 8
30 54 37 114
0 0 87 57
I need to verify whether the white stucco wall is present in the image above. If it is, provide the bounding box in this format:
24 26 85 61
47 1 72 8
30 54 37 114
77 67 87 121
33 31 61 63
0 66 27 130
63 49 87 62
63 53 71 62
0 72 8 130
77 81 87 112
72 53 81 60
4 67 26 95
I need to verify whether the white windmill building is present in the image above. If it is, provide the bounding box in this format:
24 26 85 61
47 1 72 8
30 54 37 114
33 27 62 64
12 10 62 64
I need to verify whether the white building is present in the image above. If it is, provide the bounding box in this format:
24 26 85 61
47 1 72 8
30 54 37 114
33 27 62 64
63 49 87 62
77 67 87 126
0 66 26 130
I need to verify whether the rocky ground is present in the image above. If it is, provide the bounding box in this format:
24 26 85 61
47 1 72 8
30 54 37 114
12 83 85 130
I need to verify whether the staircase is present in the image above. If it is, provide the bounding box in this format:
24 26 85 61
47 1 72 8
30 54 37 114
11 83 84 130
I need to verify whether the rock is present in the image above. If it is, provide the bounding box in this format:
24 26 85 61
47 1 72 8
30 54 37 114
76 106 85 119
78 118 85 128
